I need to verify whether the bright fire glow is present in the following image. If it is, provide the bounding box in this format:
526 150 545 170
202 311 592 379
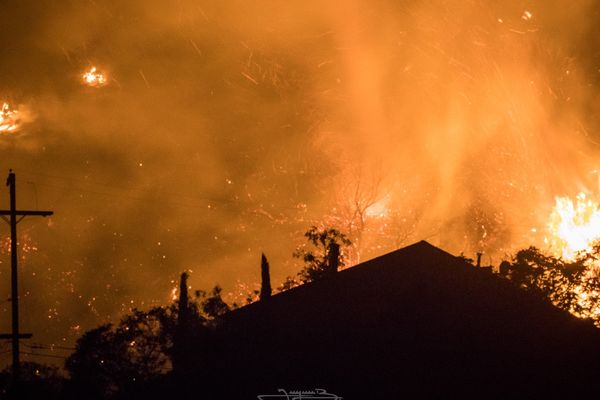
546 192 600 261
0 102 20 133
82 67 107 88
365 197 390 219
545 193 600 324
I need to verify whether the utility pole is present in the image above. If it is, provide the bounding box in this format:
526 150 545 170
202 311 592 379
0 170 53 383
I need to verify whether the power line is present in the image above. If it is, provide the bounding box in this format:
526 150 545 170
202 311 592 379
21 351 67 360
17 169 304 212
20 342 75 351
18 169 246 206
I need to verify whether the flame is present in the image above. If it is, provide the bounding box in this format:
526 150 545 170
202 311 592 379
544 193 600 324
521 10 533 21
0 102 20 133
82 66 108 88
546 192 600 261
365 197 390 219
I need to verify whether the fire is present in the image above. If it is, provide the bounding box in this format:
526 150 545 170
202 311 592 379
0 102 20 133
546 192 600 261
544 193 600 324
365 196 390 219
82 66 108 88
521 10 533 21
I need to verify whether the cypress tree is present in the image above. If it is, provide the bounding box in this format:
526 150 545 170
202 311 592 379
260 253 272 301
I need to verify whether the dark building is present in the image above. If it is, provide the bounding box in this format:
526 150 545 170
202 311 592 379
178 241 600 398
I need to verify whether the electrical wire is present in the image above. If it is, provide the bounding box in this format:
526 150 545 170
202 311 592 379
21 351 67 359
20 342 75 351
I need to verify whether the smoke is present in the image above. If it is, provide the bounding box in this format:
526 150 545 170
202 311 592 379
0 0 599 362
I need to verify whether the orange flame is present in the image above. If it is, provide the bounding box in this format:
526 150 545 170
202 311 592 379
545 193 600 323
82 67 108 88
546 192 600 261
0 102 20 134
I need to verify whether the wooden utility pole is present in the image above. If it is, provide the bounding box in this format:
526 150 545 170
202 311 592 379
0 170 53 383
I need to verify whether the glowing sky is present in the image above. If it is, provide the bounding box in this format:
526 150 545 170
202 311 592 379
1 0 600 364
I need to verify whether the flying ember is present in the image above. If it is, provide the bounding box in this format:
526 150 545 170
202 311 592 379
0 102 20 133
546 192 600 261
82 66 108 87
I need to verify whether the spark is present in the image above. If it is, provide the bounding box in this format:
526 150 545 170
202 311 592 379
82 66 108 88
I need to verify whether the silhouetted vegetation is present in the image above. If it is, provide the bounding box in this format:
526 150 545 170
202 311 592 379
0 362 65 400
197 285 231 319
293 226 352 283
65 307 178 398
501 245 600 326
260 253 272 301
63 281 228 399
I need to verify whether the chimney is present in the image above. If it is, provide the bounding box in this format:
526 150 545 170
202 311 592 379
327 242 340 275
476 252 482 268
260 253 272 301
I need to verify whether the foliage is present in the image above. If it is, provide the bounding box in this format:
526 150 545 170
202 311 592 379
502 246 600 326
293 226 352 283
65 283 232 399
0 362 65 400
196 285 231 319
277 275 301 292
65 306 181 399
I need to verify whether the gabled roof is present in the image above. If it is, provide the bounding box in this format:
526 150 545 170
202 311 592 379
194 241 600 397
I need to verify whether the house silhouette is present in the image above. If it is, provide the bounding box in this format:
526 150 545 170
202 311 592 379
175 241 600 398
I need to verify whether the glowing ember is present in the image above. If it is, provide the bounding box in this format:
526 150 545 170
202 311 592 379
521 10 533 21
82 66 108 88
0 102 20 133
546 192 600 261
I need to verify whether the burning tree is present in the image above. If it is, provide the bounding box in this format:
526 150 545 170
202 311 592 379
501 191 600 326
501 246 600 325
322 167 386 265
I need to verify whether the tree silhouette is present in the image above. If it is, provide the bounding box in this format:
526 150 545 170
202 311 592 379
65 292 213 399
260 253 272 301
502 246 600 325
197 285 231 319
0 361 65 400
277 275 301 292
65 307 175 399
293 226 352 283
